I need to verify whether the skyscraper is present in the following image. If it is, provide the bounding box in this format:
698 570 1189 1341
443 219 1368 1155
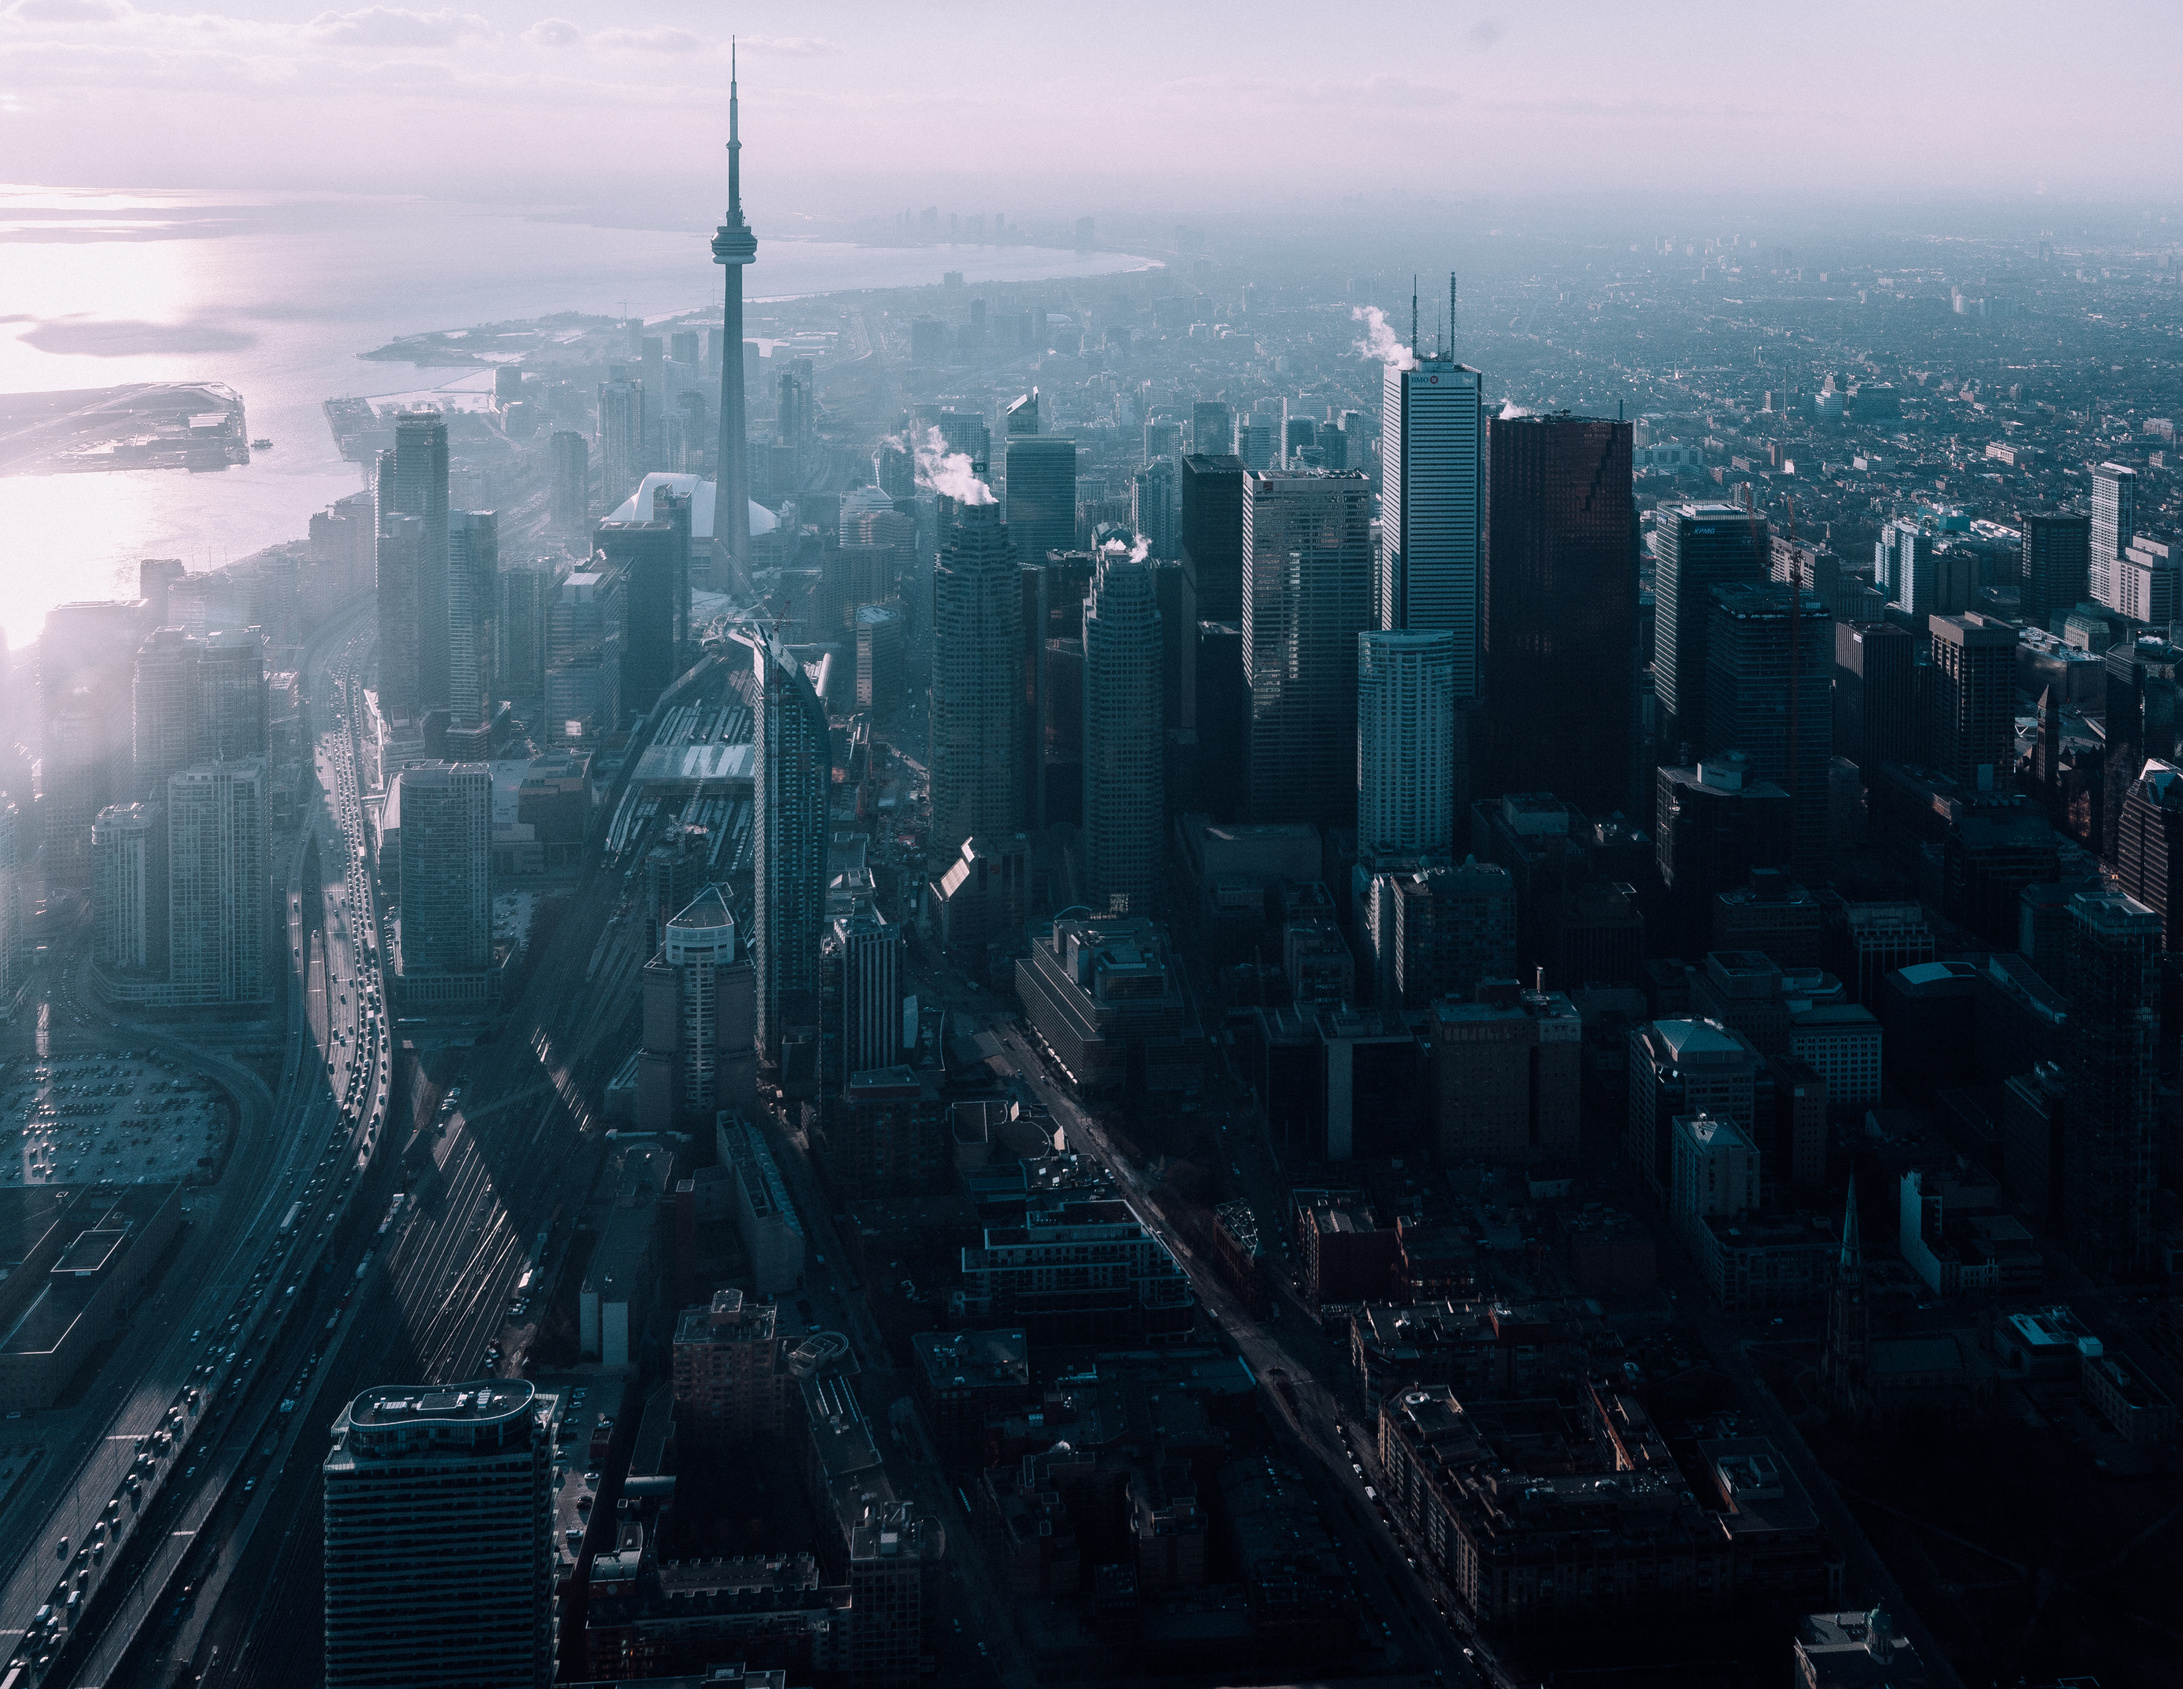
596 376 645 512
1832 621 1915 775
166 759 267 1005
597 487 690 718
1652 501 1768 758
395 761 492 977
92 801 163 976
1482 413 1636 811
712 43 757 575
1704 582 1833 875
661 884 750 1118
2021 511 2091 630
1379 354 1484 699
322 1382 552 1689
42 599 140 876
751 629 829 1066
388 409 451 713
1082 546 1164 915
376 509 424 723
1243 469 1374 826
198 629 267 761
832 897 904 1079
1005 388 1039 436
548 430 589 543
1927 613 2016 792
497 558 552 710
1357 630 1456 858
1132 455 1178 560
1180 453 1245 622
929 501 1025 859
1190 400 1233 458
133 627 204 798
2091 461 2137 611
447 511 499 729
2062 888 2159 1277
1003 435 1076 563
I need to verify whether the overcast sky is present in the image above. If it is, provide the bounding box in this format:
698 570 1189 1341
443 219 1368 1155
4 1 2179 219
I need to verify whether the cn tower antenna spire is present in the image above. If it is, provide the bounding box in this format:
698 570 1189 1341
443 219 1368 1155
728 36 743 222
712 37 758 575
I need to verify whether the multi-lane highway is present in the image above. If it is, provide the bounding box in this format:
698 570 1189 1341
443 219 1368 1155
0 607 392 1689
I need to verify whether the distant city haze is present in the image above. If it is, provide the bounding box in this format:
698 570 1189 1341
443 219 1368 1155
0 190 1151 642
0 0 2175 204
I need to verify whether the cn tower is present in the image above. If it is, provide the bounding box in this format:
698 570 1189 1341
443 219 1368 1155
711 39 756 573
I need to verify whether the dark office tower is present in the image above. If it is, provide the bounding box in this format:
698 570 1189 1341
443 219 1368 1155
497 559 552 708
1195 621 1247 821
1180 453 1246 622
1082 549 1163 915
2021 512 2091 631
751 629 829 1067
1654 752 1793 949
597 487 690 718
2061 888 2160 1277
198 629 267 761
1704 582 1832 875
1380 354 1484 700
388 408 451 713
133 627 202 798
396 761 492 977
1833 621 1915 775
42 599 142 876
1020 551 1095 830
1928 613 2017 792
1004 435 1076 564
1652 500 1768 758
1005 387 1039 435
1243 469 1375 827
1482 413 1636 811
323 1383 551 1689
2115 762 2183 950
375 511 423 723
138 557 185 627
447 511 499 729
710 45 757 576
930 502 1025 861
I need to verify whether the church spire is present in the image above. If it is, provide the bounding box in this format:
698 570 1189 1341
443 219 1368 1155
1836 1173 1862 1279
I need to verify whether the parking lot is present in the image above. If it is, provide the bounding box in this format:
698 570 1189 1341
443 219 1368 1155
0 1054 232 1187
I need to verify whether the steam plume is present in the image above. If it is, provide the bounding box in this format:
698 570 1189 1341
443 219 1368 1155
896 425 995 505
1351 305 1416 371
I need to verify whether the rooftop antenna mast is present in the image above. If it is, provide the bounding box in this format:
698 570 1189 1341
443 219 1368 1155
1410 276 1418 362
1449 271 1458 359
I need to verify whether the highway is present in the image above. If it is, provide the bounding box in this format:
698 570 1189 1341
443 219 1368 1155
0 606 394 1689
167 664 682 1689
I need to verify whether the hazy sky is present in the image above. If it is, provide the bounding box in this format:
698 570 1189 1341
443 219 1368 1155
4 1 2180 218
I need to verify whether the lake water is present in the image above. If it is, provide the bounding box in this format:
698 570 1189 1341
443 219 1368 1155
0 187 1160 648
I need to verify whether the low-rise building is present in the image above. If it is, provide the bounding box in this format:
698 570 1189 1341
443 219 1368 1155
717 1114 805 1297
1295 1190 1405 1306
1429 985 1581 1164
911 1328 1030 1464
1015 915 1203 1095
671 1289 790 1451
959 1200 1193 1345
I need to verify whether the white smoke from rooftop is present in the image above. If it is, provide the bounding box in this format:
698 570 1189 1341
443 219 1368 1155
1351 305 1416 371
1099 533 1153 566
1499 401 1535 419
900 424 995 506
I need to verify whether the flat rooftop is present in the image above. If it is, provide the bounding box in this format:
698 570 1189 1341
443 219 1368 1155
351 1380 537 1427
